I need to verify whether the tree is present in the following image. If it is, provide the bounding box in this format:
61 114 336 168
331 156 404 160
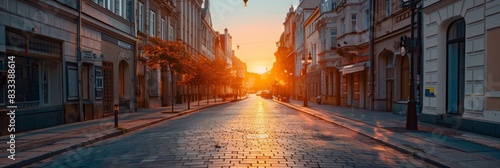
180 56 211 107
207 58 231 99
142 37 195 112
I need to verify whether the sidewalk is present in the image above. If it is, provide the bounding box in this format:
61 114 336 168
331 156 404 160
0 98 230 168
276 99 500 168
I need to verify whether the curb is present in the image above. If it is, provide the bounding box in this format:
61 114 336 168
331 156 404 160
4 101 230 168
274 100 460 168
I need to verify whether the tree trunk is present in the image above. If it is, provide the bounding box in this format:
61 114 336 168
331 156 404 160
170 67 175 112
187 85 190 110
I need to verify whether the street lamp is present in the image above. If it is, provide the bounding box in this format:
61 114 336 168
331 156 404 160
301 52 313 107
401 0 421 130
243 0 248 7
284 69 287 100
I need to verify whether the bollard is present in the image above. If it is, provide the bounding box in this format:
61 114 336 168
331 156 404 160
114 104 119 128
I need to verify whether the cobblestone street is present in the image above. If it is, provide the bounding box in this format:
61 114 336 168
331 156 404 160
31 96 435 167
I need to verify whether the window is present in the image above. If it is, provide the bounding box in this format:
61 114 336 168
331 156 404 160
169 24 174 41
82 64 90 100
161 18 166 40
96 67 103 100
67 64 78 100
149 69 160 96
330 29 337 48
149 10 156 36
364 9 370 30
5 28 63 108
104 0 113 11
9 57 62 109
138 2 144 32
341 18 345 34
93 0 104 6
446 18 465 114
386 0 391 17
115 0 121 15
351 14 357 32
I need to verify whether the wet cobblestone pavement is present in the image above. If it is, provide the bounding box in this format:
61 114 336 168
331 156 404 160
31 96 436 167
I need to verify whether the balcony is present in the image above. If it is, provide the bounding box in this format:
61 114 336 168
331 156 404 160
317 50 342 70
334 30 369 63
336 30 369 47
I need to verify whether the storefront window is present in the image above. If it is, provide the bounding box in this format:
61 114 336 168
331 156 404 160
13 57 62 109
67 63 78 100
96 67 103 100
5 27 63 109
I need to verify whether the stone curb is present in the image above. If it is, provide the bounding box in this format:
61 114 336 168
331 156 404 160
3 101 230 168
274 100 461 168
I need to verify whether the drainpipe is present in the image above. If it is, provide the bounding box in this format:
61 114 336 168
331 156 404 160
369 0 375 111
77 0 84 121
417 3 423 114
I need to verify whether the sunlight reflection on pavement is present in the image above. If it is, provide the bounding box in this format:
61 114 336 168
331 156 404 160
32 95 435 167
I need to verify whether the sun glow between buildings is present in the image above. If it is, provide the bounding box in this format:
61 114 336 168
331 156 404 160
255 66 268 74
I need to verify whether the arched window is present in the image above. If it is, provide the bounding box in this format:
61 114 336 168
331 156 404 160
446 18 465 114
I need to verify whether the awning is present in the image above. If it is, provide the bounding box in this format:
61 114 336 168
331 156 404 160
340 62 366 75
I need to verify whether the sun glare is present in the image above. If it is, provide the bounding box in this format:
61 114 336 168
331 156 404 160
255 66 267 74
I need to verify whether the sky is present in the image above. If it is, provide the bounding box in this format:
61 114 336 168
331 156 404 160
210 0 300 74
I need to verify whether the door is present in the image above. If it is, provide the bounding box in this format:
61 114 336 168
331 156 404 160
446 19 465 114
102 61 114 116
386 80 393 112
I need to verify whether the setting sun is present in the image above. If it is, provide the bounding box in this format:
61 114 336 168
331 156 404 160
255 66 268 74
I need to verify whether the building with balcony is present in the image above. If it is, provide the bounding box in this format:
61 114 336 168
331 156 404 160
294 0 321 101
334 0 371 109
316 0 342 105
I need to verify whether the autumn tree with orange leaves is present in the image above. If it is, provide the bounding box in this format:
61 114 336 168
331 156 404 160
141 37 196 112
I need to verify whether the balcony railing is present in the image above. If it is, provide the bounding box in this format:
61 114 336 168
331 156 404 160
336 30 369 47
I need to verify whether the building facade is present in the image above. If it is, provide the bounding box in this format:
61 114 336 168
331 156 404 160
316 0 341 105
0 0 136 134
420 0 500 137
372 0 415 114
294 0 321 101
304 6 321 102
136 0 178 108
334 0 371 109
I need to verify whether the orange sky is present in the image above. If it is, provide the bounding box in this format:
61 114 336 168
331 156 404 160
210 0 300 74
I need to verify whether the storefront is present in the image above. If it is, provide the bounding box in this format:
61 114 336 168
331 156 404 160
1 27 64 133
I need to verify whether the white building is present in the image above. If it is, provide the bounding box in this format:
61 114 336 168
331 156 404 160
176 0 203 55
421 0 500 137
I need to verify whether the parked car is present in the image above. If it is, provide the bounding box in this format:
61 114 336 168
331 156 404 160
256 90 262 96
261 90 272 99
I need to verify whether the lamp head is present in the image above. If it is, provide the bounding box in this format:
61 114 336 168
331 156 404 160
307 52 313 64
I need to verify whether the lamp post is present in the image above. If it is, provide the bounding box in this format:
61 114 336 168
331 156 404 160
284 69 287 100
401 0 421 130
301 52 313 107
114 104 119 128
